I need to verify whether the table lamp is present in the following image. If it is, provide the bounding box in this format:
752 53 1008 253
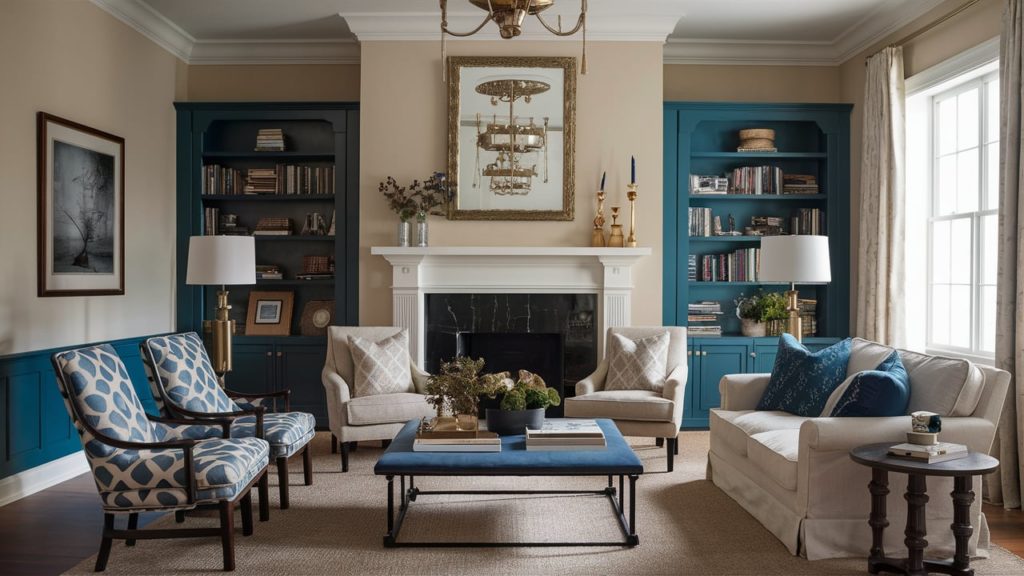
186 235 256 382
759 236 831 342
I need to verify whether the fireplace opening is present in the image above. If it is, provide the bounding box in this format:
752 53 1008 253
459 332 564 417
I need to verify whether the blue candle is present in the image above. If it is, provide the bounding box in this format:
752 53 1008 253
600 171 606 191
631 156 636 184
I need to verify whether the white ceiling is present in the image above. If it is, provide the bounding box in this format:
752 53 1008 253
93 0 949 66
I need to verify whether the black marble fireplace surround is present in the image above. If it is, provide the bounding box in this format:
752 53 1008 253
424 293 598 407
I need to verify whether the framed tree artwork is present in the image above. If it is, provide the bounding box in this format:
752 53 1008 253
37 112 125 296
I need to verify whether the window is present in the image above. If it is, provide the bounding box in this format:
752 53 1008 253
924 71 999 358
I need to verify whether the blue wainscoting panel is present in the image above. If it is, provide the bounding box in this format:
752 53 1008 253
0 333 164 481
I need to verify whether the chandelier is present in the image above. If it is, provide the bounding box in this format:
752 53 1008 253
473 79 550 196
440 1 588 73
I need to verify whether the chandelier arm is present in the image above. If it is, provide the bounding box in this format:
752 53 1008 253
534 1 586 36
442 14 495 37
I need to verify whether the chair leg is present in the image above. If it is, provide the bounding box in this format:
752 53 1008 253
175 510 186 523
258 470 270 522
95 513 115 572
240 491 254 537
330 434 338 454
125 513 138 546
674 436 679 455
667 437 676 472
276 457 290 510
340 441 350 473
655 437 664 448
219 500 236 571
350 441 358 452
302 444 313 486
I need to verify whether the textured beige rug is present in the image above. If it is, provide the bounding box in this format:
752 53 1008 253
65 431 1024 575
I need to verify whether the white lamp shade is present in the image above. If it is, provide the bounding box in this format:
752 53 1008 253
186 236 256 286
759 235 831 283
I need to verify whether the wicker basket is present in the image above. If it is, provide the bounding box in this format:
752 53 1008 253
302 255 331 274
738 128 776 151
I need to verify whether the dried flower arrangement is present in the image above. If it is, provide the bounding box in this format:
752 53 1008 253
379 172 449 222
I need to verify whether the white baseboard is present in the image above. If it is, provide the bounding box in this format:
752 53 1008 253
0 451 89 508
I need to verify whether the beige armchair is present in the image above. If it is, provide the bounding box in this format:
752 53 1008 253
321 327 436 472
564 326 688 471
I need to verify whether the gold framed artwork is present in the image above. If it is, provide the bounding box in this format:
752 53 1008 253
245 291 294 336
447 56 576 221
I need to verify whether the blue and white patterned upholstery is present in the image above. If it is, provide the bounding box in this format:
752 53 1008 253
142 332 315 459
54 344 269 512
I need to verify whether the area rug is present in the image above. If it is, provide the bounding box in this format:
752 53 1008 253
65 431 1024 575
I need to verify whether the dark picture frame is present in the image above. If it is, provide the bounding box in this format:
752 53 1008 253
37 112 125 297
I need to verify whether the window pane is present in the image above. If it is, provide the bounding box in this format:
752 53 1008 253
933 220 951 284
931 285 950 345
980 285 996 353
958 88 979 150
957 149 979 213
949 285 972 348
987 80 1000 144
950 217 973 282
981 213 997 285
938 155 957 215
987 142 1000 210
939 97 957 155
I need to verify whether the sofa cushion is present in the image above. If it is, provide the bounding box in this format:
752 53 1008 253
348 332 413 398
563 390 674 422
605 332 670 392
826 351 910 417
346 392 433 426
710 409 755 456
846 338 984 417
747 429 800 491
758 335 852 416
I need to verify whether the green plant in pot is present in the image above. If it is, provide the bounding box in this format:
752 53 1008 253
425 356 486 430
480 370 561 436
734 291 789 337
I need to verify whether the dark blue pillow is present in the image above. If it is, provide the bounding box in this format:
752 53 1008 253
829 351 910 417
758 334 852 416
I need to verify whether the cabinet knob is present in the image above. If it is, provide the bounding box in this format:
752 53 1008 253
750 352 757 358
687 350 692 356
266 351 272 357
277 351 283 358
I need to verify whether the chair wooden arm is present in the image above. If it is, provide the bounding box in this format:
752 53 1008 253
166 405 267 440
226 388 291 412
148 415 233 439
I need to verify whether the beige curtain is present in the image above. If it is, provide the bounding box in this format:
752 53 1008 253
857 47 906 347
993 0 1024 509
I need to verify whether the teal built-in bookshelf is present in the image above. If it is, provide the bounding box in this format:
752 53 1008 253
663 102 852 428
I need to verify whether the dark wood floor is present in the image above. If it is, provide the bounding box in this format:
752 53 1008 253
0 473 1021 575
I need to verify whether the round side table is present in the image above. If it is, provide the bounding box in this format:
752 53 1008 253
850 443 999 576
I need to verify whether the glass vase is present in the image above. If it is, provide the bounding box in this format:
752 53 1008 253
397 220 410 247
415 214 429 247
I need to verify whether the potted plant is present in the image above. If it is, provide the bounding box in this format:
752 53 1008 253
480 370 561 436
379 173 448 247
425 356 485 431
735 291 789 337
379 176 418 247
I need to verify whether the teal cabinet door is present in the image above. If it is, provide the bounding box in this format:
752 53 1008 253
753 344 778 373
696 343 751 418
225 343 275 396
277 343 328 427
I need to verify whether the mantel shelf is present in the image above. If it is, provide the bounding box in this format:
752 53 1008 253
370 246 652 258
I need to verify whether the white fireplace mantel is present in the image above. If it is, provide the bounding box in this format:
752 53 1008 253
371 246 652 366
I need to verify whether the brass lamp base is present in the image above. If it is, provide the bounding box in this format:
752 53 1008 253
211 288 234 386
785 284 802 342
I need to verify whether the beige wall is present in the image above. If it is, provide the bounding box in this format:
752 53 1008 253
359 41 664 327
186 64 360 101
839 0 1002 329
0 0 180 355
664 65 841 102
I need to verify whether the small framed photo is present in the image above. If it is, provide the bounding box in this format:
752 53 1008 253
246 291 294 336
38 112 125 297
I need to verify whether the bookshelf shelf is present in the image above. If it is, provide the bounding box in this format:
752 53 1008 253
691 152 828 159
255 279 334 286
687 194 828 201
201 194 335 202
688 281 789 287
688 236 762 243
202 151 335 160
252 235 336 242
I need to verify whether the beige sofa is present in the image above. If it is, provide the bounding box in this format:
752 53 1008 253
708 338 1009 560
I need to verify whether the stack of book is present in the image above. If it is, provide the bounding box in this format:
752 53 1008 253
747 216 785 236
730 166 783 195
887 441 968 464
792 208 826 235
525 420 606 451
782 173 819 195
799 299 818 337
688 301 723 337
202 164 243 195
255 128 284 152
245 168 279 195
688 207 713 237
687 254 697 281
699 248 760 282
255 265 283 280
280 165 335 195
689 174 729 195
253 217 292 236
203 207 220 235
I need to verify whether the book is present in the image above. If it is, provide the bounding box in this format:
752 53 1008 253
413 441 501 452
526 444 607 451
527 419 604 438
888 442 969 463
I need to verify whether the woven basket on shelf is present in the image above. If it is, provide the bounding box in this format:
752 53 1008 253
738 128 776 151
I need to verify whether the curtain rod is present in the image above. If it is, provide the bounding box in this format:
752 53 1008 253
865 0 982 64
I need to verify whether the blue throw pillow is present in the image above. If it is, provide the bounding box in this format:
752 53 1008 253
757 334 852 416
829 351 910 417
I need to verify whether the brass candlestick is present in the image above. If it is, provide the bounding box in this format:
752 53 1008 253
608 207 624 247
626 183 638 247
591 190 607 247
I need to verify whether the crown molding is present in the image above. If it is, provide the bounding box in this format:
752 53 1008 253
831 0 946 64
189 40 360 66
91 0 194 62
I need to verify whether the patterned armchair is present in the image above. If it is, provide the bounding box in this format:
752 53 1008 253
141 332 316 509
52 344 269 572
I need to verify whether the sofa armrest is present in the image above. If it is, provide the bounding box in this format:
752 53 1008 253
663 364 688 427
800 416 996 455
576 360 608 396
719 373 771 411
410 361 430 395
